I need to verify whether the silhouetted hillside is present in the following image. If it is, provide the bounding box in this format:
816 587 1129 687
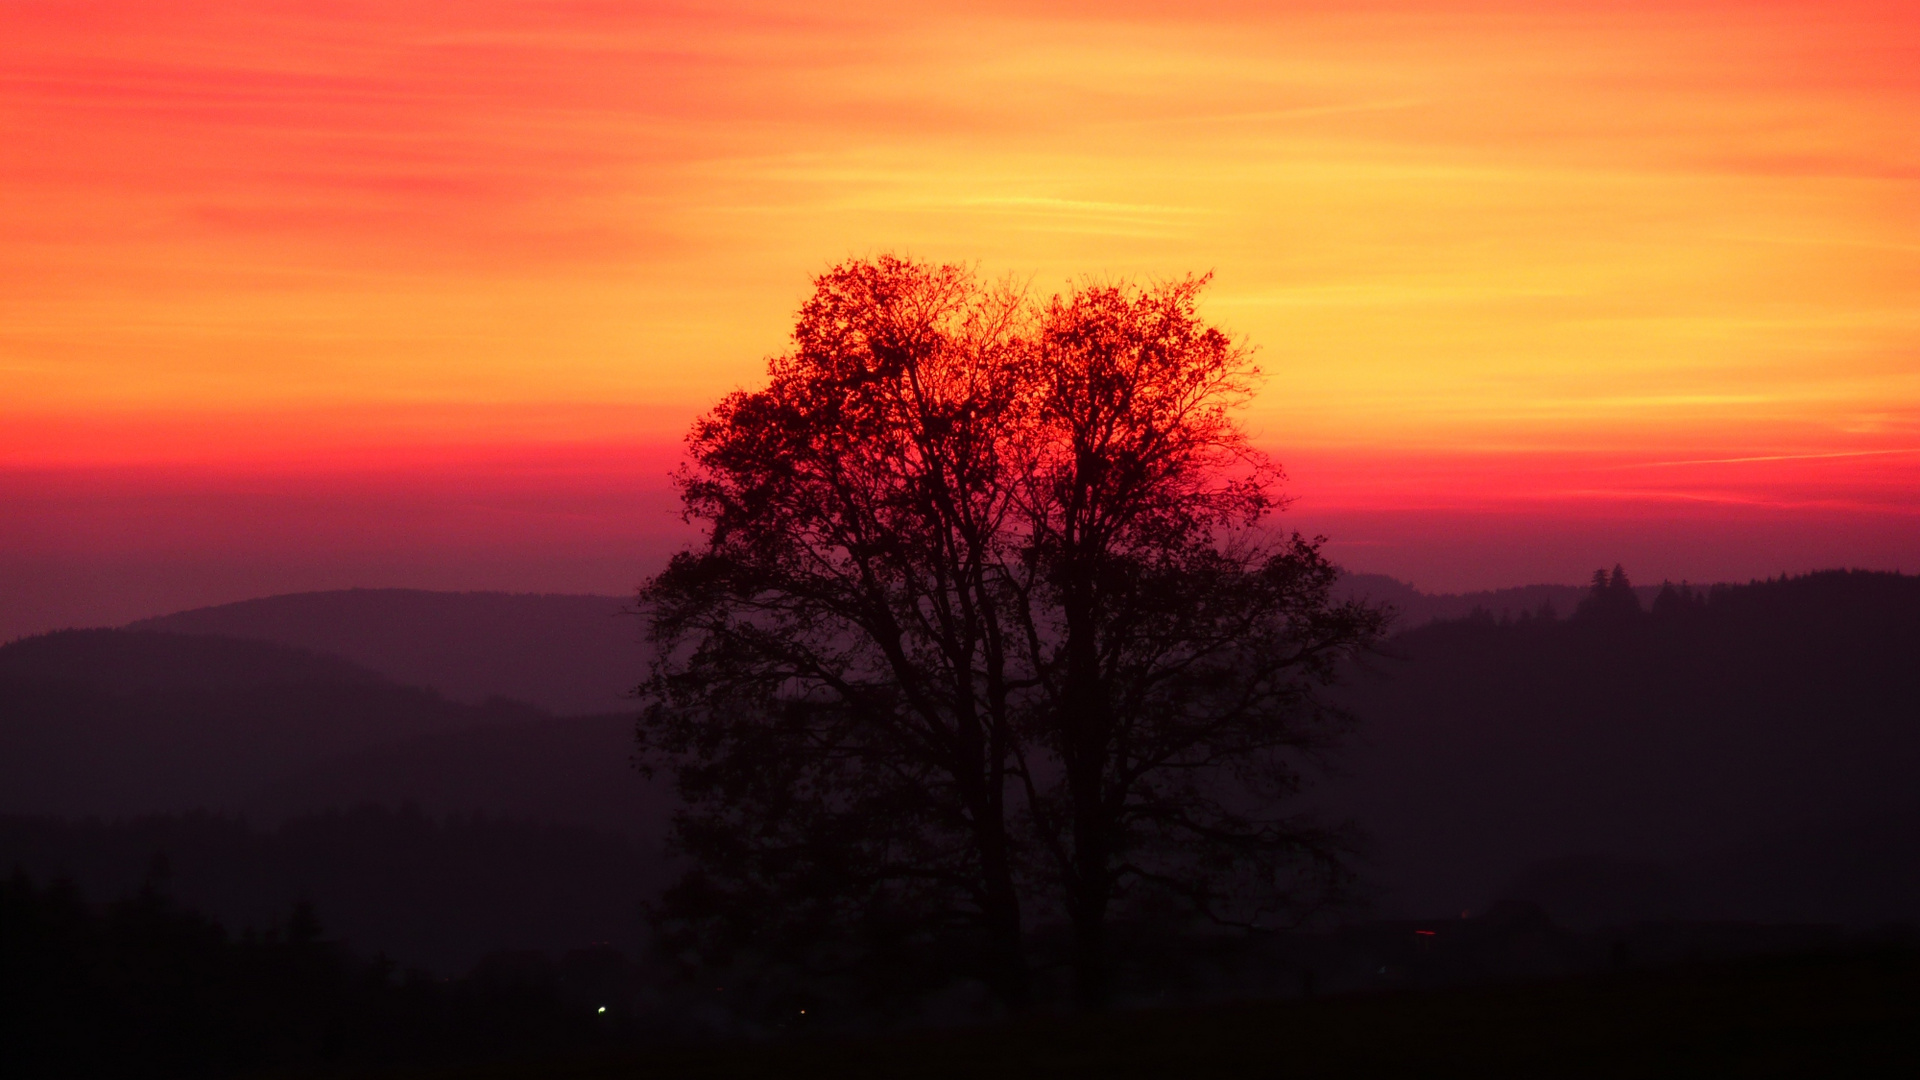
510 948 1920 1077
130 589 641 715
1325 569 1920 927
254 712 670 840
1336 571 1665 629
0 629 543 817
0 807 661 974
12 864 1913 1077
0 626 386 691
18 574 1919 985
0 630 678 974
2 862 667 1078
10 573 1920 1043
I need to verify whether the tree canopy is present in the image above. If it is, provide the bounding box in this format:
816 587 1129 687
637 256 1387 1012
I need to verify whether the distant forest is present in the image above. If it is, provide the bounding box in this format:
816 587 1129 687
1325 568 1920 926
4 569 1917 1001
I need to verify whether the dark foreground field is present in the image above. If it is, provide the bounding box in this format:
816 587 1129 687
426 949 1919 1080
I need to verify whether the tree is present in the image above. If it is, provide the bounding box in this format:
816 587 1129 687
1651 580 1703 619
1576 564 1641 621
637 256 1386 1015
638 257 1035 1012
1013 278 1388 1006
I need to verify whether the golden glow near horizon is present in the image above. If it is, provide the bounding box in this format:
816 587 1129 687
3 1 1916 526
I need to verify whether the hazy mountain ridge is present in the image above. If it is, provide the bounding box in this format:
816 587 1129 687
0 629 547 818
120 576 1670 715
130 588 643 716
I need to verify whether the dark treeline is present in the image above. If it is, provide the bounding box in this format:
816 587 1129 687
1328 568 1920 926
1 866 657 1078
0 805 659 974
7 853 1912 1068
1335 571 1663 629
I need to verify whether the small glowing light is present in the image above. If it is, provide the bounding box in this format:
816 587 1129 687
799 1009 806 1015
1415 930 1436 937
596 1006 606 1014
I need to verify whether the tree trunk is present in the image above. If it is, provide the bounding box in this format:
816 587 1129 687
1069 879 1111 1010
978 825 1031 1013
983 881 1031 1013
1059 524 1114 1011
955 697 1030 1014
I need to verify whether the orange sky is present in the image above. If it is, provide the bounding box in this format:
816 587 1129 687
3 0 1917 632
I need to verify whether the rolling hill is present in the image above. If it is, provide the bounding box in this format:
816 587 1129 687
0 629 546 818
0 628 674 971
10 570 1919 971
130 588 644 716
119 576 1647 717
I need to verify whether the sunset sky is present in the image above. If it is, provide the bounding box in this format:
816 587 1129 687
4 0 1916 637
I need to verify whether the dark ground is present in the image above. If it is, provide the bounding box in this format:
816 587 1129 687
414 948 1920 1080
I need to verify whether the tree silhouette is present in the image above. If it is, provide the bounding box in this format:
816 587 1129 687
1016 278 1388 1006
1576 564 1641 622
1651 580 1704 619
637 256 1386 1012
